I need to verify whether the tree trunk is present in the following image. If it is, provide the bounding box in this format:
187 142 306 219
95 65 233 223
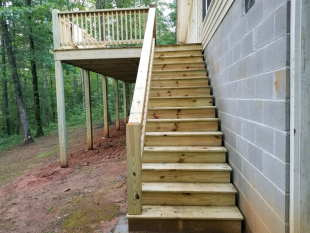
1 36 10 136
73 72 77 107
26 0 44 137
0 2 34 143
16 105 20 135
43 63 49 126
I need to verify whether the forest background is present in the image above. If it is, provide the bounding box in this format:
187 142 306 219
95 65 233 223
0 0 176 151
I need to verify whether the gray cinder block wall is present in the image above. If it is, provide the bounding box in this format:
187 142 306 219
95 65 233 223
204 0 290 232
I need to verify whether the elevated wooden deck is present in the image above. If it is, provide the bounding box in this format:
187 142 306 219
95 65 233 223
54 47 141 82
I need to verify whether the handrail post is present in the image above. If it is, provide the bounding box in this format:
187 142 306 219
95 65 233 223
127 123 142 215
52 9 61 49
150 4 156 44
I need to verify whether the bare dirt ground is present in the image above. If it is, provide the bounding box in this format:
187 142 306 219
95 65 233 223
0 123 127 233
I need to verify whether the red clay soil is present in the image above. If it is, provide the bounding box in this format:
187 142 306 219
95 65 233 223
0 124 128 233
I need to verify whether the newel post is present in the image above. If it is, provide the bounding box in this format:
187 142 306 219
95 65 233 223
127 123 142 215
52 9 60 50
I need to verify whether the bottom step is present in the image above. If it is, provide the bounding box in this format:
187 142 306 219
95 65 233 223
128 206 243 233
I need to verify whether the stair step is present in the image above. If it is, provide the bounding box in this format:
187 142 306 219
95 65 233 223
151 77 209 88
128 206 243 233
147 106 216 119
154 50 202 58
143 145 226 163
150 86 211 97
153 62 205 71
142 183 237 206
148 96 213 107
142 163 231 183
154 44 202 52
153 55 204 64
146 118 219 132
152 69 206 78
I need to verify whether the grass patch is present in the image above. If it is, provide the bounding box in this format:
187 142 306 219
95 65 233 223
36 148 59 159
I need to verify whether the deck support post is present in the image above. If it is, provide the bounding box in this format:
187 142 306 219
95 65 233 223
123 81 127 124
84 69 93 150
102 75 109 138
129 83 133 109
114 79 120 131
55 61 67 168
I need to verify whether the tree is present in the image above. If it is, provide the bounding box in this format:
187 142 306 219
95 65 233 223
0 0 34 144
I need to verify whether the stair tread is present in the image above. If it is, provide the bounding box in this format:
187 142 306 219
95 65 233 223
153 62 205 66
144 146 227 152
146 132 222 136
150 86 210 89
128 205 243 220
148 106 216 110
153 69 206 72
149 95 213 99
142 163 231 171
147 118 219 122
154 55 204 59
151 76 208 80
142 182 237 193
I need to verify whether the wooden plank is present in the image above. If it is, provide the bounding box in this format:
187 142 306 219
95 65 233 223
144 132 222 146
152 62 206 71
147 106 216 119
128 206 243 220
148 96 213 107
151 70 206 78
127 123 142 215
114 79 120 131
59 7 150 15
154 50 203 58
153 56 204 64
102 75 109 138
145 119 218 132
84 69 93 150
54 61 67 168
142 162 230 171
149 86 211 97
150 78 209 88
123 81 127 124
54 47 142 61
154 44 202 52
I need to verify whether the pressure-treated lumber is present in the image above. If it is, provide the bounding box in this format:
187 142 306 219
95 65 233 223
55 61 67 168
151 77 209 87
84 70 93 150
127 123 142 215
148 96 213 107
154 44 203 52
154 50 203 58
114 79 120 131
123 81 127 124
152 62 206 71
152 69 207 78
147 106 216 119
153 55 204 64
146 118 219 132
150 86 211 97
102 75 109 138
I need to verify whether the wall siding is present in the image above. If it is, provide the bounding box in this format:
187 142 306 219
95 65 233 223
201 0 290 232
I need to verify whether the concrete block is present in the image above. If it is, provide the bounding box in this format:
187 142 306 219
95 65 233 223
242 160 255 189
274 68 290 99
262 152 289 192
235 118 243 136
226 48 233 68
232 41 243 62
263 0 287 18
248 48 264 78
248 143 263 171
242 31 254 58
222 68 230 86
237 58 248 79
255 124 274 154
263 100 290 131
232 81 243 99
255 169 275 207
275 2 290 38
263 35 289 72
242 77 256 99
229 25 238 49
247 100 264 123
242 120 256 144
275 130 290 162
255 72 274 99
237 13 248 42
255 13 275 50
247 0 264 31
237 99 249 119
229 62 239 83
248 181 264 218
232 0 242 28
273 188 289 222
237 135 249 160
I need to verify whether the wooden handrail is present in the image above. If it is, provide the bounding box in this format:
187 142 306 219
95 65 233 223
126 6 156 215
52 7 150 49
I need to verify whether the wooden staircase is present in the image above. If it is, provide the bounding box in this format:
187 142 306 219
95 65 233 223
127 44 243 233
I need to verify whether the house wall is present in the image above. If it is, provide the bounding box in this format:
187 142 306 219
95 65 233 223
199 0 290 232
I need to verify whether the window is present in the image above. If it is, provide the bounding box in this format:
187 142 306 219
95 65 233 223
245 0 255 13
202 0 212 21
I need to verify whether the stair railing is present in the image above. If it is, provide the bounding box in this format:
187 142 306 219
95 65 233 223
52 7 150 49
126 5 156 215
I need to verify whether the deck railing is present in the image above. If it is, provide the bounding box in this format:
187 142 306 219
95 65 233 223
126 5 156 215
52 7 150 49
